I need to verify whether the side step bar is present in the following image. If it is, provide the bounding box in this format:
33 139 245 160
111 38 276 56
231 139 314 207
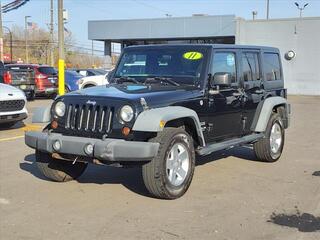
197 133 265 156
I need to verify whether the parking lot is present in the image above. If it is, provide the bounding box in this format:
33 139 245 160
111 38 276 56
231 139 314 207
0 95 319 240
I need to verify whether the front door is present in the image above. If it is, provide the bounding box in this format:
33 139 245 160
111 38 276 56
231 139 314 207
204 50 243 143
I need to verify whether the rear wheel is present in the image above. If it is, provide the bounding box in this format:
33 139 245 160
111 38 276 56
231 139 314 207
35 150 87 182
254 111 285 162
142 128 195 199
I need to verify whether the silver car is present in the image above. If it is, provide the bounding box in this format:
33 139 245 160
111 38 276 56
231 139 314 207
0 83 28 128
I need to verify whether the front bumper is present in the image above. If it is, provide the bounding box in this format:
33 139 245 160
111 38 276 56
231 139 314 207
0 113 27 124
25 131 159 162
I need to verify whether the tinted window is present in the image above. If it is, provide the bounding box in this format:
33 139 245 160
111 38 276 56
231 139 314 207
242 52 260 81
38 67 57 75
263 53 281 81
211 52 237 83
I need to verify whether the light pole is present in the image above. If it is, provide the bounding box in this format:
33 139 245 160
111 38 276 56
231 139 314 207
295 2 309 18
25 15 31 63
58 0 65 95
266 0 270 19
252 11 258 20
3 26 12 62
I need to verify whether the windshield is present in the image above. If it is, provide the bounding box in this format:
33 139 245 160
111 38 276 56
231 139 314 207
114 46 208 86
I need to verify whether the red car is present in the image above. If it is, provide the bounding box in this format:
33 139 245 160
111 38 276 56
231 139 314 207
5 64 58 98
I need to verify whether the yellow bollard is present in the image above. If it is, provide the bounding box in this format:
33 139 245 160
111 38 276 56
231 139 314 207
58 59 65 95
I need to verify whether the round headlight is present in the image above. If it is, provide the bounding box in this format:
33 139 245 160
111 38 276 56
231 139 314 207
120 105 134 122
54 101 66 117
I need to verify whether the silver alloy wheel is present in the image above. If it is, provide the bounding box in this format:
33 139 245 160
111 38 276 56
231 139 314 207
166 142 190 187
270 122 282 154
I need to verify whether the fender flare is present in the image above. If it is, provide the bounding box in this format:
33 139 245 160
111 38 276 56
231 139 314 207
251 96 290 132
132 106 205 146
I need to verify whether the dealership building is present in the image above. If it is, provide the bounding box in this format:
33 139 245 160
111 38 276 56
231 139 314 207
88 15 320 95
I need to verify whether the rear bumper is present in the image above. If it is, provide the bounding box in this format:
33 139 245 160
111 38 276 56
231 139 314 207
0 112 27 124
35 87 57 95
25 131 159 162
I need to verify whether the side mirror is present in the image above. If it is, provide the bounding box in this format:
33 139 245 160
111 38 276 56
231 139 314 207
209 72 232 88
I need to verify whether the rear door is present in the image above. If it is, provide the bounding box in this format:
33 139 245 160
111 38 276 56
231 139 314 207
240 50 264 134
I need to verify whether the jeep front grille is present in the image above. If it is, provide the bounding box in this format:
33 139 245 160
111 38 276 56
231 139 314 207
0 100 25 112
65 104 113 133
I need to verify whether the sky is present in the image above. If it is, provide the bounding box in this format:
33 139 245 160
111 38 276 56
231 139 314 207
2 0 320 55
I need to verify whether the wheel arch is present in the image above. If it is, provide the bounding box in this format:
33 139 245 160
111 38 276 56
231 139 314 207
251 96 291 132
132 106 205 147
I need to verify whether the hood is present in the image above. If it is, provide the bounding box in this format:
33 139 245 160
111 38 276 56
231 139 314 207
0 83 25 99
67 84 202 108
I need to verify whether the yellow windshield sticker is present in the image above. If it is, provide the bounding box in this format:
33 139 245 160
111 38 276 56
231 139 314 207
183 52 203 60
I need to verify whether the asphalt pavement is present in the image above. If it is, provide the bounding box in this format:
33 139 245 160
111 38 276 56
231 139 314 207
0 96 319 240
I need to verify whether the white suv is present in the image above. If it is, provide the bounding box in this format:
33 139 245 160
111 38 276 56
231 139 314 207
0 83 28 128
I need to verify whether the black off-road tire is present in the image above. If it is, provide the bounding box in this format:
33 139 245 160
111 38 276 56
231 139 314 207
254 111 285 162
142 127 195 199
35 150 88 182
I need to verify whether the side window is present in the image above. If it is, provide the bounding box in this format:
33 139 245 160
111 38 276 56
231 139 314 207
263 53 282 81
241 52 260 81
211 52 237 83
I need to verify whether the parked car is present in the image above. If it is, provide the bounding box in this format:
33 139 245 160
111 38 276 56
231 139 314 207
5 64 58 98
0 83 28 128
73 68 107 77
64 70 83 92
3 64 36 100
78 73 109 89
25 44 291 199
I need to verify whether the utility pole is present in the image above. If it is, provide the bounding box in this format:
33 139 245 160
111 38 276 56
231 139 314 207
50 0 54 66
91 40 94 67
3 26 12 62
0 1 4 62
58 0 65 95
25 15 31 63
266 0 270 19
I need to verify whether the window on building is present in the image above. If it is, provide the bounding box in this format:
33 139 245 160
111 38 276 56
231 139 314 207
211 52 237 83
263 53 282 81
242 52 260 81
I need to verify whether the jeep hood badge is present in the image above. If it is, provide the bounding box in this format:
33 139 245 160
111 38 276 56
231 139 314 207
86 100 96 105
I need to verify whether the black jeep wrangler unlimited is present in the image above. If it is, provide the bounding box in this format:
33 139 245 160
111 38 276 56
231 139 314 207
25 44 291 199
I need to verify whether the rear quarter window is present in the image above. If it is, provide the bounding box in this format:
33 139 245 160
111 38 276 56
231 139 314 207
38 67 57 75
263 53 282 81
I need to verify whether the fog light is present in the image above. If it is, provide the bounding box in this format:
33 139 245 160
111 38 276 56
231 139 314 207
52 140 61 151
84 144 94 155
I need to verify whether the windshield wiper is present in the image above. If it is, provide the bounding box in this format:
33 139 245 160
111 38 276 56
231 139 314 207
144 77 180 86
113 76 140 84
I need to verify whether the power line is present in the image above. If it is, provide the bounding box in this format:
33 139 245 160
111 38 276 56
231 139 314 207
131 0 175 17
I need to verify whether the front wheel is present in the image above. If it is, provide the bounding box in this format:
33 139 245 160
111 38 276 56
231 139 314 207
142 127 195 199
35 151 88 182
254 112 285 162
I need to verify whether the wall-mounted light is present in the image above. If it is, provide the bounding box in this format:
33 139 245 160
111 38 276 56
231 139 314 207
285 50 296 61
